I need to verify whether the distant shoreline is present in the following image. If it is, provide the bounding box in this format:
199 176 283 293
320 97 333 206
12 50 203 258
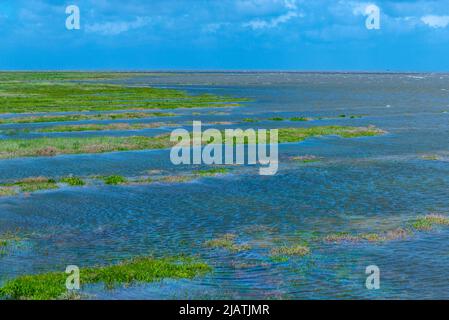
0 70 448 75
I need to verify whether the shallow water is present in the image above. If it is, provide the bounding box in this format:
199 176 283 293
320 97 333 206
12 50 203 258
1 73 449 299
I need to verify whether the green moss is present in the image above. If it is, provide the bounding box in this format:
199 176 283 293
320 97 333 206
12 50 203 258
411 214 449 231
103 175 127 185
204 234 251 252
270 244 310 257
60 176 85 186
0 256 211 300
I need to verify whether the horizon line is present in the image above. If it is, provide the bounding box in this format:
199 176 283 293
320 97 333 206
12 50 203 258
1 69 448 74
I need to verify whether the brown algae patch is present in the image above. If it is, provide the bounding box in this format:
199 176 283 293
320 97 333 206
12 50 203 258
322 214 449 244
194 168 230 177
270 244 310 257
421 154 441 161
0 232 24 256
243 225 278 235
159 175 196 183
323 228 410 244
204 234 251 253
290 155 322 163
36 122 179 133
0 112 176 125
0 186 18 197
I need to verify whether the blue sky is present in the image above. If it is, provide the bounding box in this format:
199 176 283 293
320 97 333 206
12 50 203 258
1 0 449 71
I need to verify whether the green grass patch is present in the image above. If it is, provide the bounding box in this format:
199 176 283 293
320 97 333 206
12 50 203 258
160 175 195 183
103 175 128 185
242 118 258 123
195 168 229 176
0 112 176 125
290 155 321 163
0 126 384 159
276 126 385 142
0 232 23 257
36 122 177 133
290 117 309 121
268 117 284 121
0 135 174 159
0 255 211 300
204 234 251 252
2 177 58 193
411 214 449 231
60 176 85 186
0 71 163 82
0 72 248 114
269 255 290 263
323 232 385 243
323 228 410 243
0 232 22 247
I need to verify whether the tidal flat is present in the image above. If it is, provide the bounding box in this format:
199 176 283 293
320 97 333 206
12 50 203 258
1 72 449 300
0 112 176 125
0 72 247 113
0 125 384 159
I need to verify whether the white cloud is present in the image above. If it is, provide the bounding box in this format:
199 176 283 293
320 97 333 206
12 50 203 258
201 22 230 33
85 16 151 35
421 15 449 28
351 2 376 16
242 0 302 30
284 0 297 10
244 11 300 30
